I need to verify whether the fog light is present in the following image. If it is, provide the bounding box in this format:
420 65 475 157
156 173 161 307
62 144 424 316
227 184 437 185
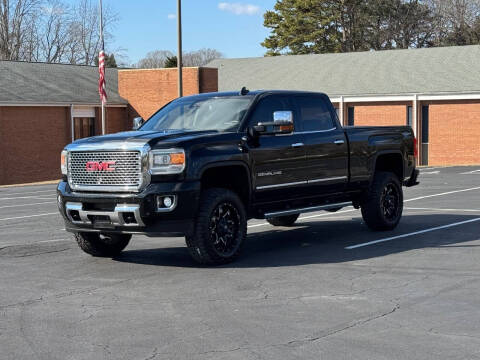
156 195 176 212
163 197 173 208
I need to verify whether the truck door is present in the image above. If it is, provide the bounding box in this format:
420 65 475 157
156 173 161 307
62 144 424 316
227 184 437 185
247 95 308 203
293 94 349 195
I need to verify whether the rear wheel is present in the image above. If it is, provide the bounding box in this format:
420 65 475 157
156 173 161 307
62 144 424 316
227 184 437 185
74 232 131 257
267 214 299 227
361 171 403 231
185 188 247 265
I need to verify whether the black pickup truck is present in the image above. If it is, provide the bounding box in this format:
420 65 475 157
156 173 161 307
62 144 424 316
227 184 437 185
58 89 419 264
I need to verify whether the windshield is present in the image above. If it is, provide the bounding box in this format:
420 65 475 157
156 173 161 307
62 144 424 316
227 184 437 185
140 95 253 132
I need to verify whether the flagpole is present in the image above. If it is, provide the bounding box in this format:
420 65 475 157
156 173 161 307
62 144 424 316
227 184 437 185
177 0 183 98
99 0 105 135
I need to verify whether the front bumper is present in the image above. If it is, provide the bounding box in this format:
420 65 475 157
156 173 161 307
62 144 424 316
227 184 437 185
57 180 201 237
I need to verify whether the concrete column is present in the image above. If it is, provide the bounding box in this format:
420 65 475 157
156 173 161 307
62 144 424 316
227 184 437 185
339 96 345 126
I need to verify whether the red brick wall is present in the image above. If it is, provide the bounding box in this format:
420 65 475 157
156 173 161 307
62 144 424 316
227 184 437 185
428 100 480 166
118 67 218 120
0 106 70 185
0 106 129 185
349 102 410 126
93 107 129 135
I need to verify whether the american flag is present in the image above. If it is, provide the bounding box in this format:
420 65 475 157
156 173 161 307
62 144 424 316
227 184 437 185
98 50 107 104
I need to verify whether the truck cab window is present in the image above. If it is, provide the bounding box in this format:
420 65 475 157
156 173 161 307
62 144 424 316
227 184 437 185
296 96 335 132
248 96 293 128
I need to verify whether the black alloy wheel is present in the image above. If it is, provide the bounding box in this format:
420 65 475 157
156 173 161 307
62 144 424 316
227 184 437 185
209 202 241 257
381 182 400 221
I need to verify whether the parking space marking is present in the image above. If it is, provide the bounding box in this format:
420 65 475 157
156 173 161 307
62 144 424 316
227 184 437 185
0 189 54 196
460 169 480 174
0 201 56 209
0 195 56 201
405 207 480 213
421 171 440 175
247 208 356 228
345 218 480 250
405 186 480 202
0 212 59 222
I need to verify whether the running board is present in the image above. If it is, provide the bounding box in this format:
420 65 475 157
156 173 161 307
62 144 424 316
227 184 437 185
264 202 352 219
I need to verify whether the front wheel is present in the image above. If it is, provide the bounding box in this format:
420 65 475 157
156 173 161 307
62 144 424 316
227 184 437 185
361 171 403 231
74 232 131 257
185 188 247 265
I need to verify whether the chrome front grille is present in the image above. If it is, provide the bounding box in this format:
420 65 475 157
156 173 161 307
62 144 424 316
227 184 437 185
68 151 143 192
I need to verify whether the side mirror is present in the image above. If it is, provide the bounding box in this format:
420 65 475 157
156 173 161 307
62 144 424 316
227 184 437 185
249 111 294 137
132 117 144 130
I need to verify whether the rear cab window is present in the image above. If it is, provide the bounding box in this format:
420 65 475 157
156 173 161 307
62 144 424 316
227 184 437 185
294 95 336 132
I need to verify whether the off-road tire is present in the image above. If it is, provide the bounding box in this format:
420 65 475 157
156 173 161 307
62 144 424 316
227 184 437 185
361 171 403 231
74 232 131 257
266 214 299 227
185 188 247 265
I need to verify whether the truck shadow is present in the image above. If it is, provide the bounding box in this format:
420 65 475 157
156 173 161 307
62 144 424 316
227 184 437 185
114 213 480 268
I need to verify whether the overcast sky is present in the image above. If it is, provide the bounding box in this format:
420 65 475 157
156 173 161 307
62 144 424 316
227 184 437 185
100 0 276 64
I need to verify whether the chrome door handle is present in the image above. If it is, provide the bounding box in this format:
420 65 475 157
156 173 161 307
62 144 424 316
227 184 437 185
291 143 304 148
334 139 345 145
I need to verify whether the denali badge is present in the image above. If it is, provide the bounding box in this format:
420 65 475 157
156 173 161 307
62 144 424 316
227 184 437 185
257 171 282 177
85 161 116 172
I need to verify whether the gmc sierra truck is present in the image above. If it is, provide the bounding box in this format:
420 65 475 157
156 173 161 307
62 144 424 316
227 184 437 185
58 89 419 264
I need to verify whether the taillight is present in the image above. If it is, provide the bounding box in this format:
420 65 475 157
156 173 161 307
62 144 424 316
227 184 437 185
414 137 418 158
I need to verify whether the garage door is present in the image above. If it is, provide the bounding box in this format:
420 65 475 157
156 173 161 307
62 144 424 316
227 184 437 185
428 101 480 166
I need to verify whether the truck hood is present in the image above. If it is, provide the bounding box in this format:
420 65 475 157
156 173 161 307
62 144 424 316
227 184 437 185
66 130 219 150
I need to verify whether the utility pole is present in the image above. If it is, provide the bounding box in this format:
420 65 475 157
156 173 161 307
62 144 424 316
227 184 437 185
177 0 183 97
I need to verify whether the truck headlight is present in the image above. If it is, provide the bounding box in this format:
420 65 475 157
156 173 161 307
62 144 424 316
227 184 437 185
149 149 185 174
61 150 68 175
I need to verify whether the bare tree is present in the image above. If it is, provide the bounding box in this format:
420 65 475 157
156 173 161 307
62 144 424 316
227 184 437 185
38 0 69 62
182 48 223 66
0 0 42 60
137 48 222 68
426 0 480 45
136 50 174 68
70 0 117 65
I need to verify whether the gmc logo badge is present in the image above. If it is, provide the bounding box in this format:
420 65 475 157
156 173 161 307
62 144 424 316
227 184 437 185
85 161 116 172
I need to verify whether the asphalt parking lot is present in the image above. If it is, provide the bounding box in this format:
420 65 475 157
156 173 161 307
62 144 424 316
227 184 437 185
1 166 480 360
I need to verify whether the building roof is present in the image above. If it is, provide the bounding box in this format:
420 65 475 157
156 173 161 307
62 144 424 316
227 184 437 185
208 45 480 98
0 60 127 105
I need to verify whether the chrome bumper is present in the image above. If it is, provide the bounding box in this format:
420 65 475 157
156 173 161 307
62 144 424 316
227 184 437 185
65 202 145 227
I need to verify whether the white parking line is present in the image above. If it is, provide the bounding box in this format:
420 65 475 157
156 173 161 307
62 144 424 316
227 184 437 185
247 208 356 228
405 186 480 202
460 169 480 175
0 201 56 209
0 195 56 201
0 189 55 196
405 207 480 212
421 171 440 175
0 212 59 222
345 218 480 250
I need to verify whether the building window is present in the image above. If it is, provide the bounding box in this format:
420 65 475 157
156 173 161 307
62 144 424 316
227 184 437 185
421 105 429 166
74 117 95 140
347 107 354 126
407 106 413 127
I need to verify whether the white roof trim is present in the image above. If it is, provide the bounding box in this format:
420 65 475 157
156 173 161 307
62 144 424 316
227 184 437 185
329 93 480 103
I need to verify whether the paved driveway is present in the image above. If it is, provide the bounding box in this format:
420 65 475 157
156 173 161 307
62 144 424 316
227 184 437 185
1 166 480 359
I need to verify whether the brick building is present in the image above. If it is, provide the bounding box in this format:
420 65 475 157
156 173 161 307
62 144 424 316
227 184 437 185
1 45 479 185
209 45 480 167
0 62 217 185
